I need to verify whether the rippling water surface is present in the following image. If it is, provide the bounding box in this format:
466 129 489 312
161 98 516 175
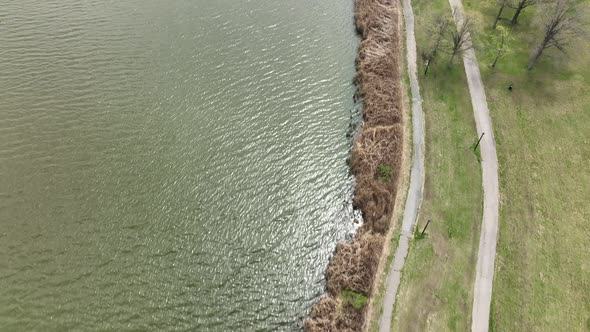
0 0 358 330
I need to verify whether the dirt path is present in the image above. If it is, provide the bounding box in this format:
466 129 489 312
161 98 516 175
447 0 501 331
378 0 425 330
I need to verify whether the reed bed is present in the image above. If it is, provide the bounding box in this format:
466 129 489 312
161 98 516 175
304 0 403 330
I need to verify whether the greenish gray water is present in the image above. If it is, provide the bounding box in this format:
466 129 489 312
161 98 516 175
0 0 358 331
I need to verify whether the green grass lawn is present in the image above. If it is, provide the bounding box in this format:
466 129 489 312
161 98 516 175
387 0 484 330
463 1 590 330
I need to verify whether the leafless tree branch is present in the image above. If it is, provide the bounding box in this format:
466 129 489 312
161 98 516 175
528 0 585 70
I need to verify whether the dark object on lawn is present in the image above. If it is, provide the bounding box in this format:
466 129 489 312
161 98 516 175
421 219 431 237
508 84 513 91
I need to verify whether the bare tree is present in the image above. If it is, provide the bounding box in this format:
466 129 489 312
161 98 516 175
445 12 473 65
492 0 509 29
528 0 583 70
510 0 541 25
421 51 436 76
422 12 453 75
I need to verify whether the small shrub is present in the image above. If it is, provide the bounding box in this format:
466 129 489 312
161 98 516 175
414 230 426 240
340 290 369 309
377 163 393 182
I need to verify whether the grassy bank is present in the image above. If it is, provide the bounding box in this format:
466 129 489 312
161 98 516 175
389 0 485 330
463 1 590 330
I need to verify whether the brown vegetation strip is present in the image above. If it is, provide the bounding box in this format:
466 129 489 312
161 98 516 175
304 0 403 330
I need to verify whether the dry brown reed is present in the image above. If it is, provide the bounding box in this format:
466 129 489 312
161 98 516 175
305 0 403 330
352 125 402 233
326 230 385 296
304 295 365 332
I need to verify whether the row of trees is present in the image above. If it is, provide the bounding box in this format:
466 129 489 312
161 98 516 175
422 0 585 73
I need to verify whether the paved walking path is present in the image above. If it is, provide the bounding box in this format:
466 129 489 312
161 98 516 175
447 0 501 331
378 0 425 330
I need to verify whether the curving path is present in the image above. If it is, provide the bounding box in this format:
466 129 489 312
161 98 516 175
447 0 501 331
378 0 425 330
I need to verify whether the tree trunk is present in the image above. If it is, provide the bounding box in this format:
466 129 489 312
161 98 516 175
511 5 524 25
493 34 505 68
493 2 505 29
424 59 431 76
450 53 456 66
492 55 500 68
528 47 543 70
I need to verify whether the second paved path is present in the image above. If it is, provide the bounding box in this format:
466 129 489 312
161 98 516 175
447 0 501 331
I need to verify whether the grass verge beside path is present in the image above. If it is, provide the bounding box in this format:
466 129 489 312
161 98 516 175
464 1 590 330
389 0 484 330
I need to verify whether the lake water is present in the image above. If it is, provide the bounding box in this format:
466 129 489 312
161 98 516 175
0 0 358 330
